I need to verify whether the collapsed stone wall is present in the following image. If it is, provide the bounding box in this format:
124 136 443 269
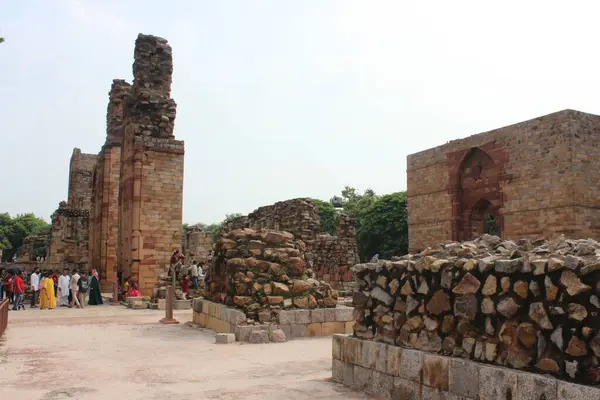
48 202 90 267
183 229 214 264
208 228 338 320
351 233 600 387
18 234 50 262
221 198 358 289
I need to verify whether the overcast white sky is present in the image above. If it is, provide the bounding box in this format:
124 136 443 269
1 0 599 224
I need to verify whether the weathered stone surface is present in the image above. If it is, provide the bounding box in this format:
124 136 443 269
497 297 519 318
566 336 588 356
529 302 553 330
406 296 419 314
500 277 511 294
215 333 236 344
495 258 521 274
537 358 560 374
568 303 587 321
532 259 547 275
478 364 517 400
248 330 270 344
482 275 497 296
581 262 600 276
517 322 537 348
427 290 451 315
452 273 481 294
422 354 449 390
518 373 558 400
513 280 529 299
371 286 393 306
545 276 559 301
551 326 564 351
548 257 565 272
591 333 600 357
454 294 478 320
269 329 287 342
400 281 413 296
560 270 591 296
481 297 495 314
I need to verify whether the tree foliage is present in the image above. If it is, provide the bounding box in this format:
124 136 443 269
312 198 338 235
183 213 244 243
0 213 51 262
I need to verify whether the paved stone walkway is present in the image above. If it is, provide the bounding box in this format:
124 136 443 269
0 305 373 399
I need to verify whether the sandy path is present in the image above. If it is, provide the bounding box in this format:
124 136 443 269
0 305 374 400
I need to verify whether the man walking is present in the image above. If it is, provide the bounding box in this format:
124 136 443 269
57 269 70 307
12 271 25 311
30 267 40 308
78 271 88 307
70 269 81 308
190 261 199 290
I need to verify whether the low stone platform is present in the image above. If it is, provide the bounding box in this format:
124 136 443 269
191 298 354 342
332 334 600 400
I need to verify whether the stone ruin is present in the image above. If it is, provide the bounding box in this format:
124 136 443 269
223 198 359 291
333 233 600 398
182 228 214 265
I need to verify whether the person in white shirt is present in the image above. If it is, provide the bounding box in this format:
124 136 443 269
190 261 199 289
69 269 81 308
30 267 40 308
57 269 70 307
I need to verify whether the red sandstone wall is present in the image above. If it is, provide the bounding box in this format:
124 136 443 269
67 148 96 210
407 110 600 252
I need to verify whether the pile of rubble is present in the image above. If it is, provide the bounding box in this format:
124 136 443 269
352 234 600 386
207 228 338 320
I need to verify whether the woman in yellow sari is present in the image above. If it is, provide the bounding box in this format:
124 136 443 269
40 272 56 310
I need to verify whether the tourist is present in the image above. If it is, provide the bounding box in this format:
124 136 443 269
4 271 14 304
207 250 213 264
51 270 59 297
12 271 25 311
0 268 5 301
128 283 141 297
181 274 190 299
70 269 81 308
78 271 88 307
40 272 56 310
30 267 40 308
170 250 184 278
190 261 199 289
88 269 103 305
57 269 70 307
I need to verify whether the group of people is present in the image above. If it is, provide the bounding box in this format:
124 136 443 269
170 250 210 299
0 267 104 310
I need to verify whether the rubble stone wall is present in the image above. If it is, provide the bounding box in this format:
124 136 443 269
67 148 96 210
333 334 600 400
18 234 50 262
350 234 600 387
118 34 184 296
407 109 600 252
48 205 90 267
208 228 339 320
184 229 214 264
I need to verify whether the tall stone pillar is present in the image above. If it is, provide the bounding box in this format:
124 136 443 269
90 80 131 290
118 34 185 296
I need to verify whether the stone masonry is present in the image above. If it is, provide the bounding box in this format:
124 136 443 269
223 198 359 289
407 109 600 252
117 34 184 296
183 228 214 264
90 79 130 290
349 233 600 387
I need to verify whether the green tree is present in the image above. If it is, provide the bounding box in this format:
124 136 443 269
356 192 408 261
0 38 4 44
340 186 378 221
0 213 51 262
312 198 337 235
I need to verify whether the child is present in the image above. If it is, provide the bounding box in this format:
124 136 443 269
181 274 190 299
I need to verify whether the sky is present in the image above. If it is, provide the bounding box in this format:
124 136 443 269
1 0 600 225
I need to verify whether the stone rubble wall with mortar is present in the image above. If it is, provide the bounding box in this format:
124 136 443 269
332 334 600 400
67 148 97 211
48 203 90 267
18 235 49 262
192 298 354 341
184 229 214 264
208 228 339 320
351 233 600 387
222 198 359 289
407 109 600 252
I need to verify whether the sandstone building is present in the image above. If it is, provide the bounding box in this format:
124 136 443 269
407 109 600 252
47 34 185 295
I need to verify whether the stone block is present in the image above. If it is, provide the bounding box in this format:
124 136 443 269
343 363 354 388
387 344 403 377
278 310 295 325
192 298 203 312
353 365 373 392
229 309 246 326
295 309 310 324
421 386 448 400
359 340 387 373
557 380 600 399
235 325 253 342
324 307 337 322
307 322 322 337
335 307 354 322
332 359 344 383
269 329 287 343
398 348 423 382
258 311 271 324
213 303 222 319
370 371 393 399
322 322 345 336
517 372 557 400
157 298 166 310
291 324 308 338
173 300 191 310
332 334 343 360
311 309 325 323
478 364 517 400
423 354 449 390
393 377 418 400
207 301 215 317
341 336 362 365
344 321 355 334
215 333 235 344
449 358 479 398
278 324 291 340
248 330 270 344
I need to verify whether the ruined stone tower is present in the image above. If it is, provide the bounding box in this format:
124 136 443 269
117 34 185 295
89 80 131 289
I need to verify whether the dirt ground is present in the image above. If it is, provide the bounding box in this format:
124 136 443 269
0 304 374 400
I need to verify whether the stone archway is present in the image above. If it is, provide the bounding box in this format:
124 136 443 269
450 146 505 241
